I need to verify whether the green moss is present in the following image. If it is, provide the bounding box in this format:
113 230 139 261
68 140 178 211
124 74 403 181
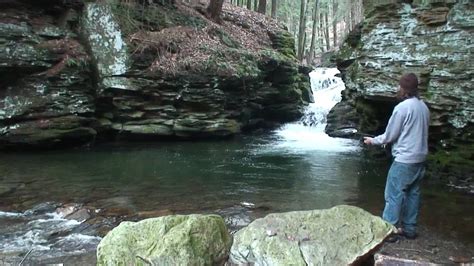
429 145 474 169
268 31 297 60
259 49 290 63
200 47 261 79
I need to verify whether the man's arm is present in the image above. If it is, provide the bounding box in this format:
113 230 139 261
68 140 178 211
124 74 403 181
364 109 405 145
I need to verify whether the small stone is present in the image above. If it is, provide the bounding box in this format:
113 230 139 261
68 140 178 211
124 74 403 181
65 208 91 222
56 203 80 218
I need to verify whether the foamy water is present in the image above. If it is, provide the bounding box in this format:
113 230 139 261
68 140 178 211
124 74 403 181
0 207 101 261
271 68 360 153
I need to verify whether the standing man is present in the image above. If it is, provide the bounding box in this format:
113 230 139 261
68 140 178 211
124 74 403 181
364 73 430 240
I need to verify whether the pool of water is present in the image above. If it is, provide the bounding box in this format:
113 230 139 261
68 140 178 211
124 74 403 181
0 133 472 242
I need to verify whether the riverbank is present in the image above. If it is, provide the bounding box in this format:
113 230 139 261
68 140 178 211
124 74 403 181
377 227 474 265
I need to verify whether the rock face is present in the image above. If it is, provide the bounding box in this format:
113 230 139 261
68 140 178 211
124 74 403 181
328 0 473 180
0 2 97 148
230 205 394 265
96 214 232 265
0 1 311 149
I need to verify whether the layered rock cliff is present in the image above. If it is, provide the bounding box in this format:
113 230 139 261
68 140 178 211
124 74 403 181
328 0 473 182
0 0 311 148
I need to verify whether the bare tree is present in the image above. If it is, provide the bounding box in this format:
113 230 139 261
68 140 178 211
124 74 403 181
351 0 356 30
297 0 305 60
207 0 225 22
324 11 330 51
271 0 277 18
247 0 252 10
308 0 320 63
332 0 338 47
258 0 266 14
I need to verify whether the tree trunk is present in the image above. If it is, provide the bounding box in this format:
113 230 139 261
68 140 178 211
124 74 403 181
297 0 306 61
332 0 338 47
324 11 330 51
207 0 225 22
351 0 356 30
257 0 266 14
309 0 319 64
247 0 252 10
271 0 277 18
254 0 258 11
319 12 324 52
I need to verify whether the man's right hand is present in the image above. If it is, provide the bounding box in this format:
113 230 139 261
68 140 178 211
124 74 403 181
363 137 374 145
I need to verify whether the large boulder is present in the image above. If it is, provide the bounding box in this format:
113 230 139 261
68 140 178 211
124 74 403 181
230 205 394 265
96 214 232 265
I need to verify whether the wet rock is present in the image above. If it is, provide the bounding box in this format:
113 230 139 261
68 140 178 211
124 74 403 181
83 216 118 237
94 196 136 217
97 214 231 265
65 208 91 222
216 205 254 233
56 203 81 218
25 202 60 215
135 209 174 219
230 205 394 265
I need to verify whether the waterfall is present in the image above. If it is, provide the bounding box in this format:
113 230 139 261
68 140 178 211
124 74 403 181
302 68 345 129
273 68 359 152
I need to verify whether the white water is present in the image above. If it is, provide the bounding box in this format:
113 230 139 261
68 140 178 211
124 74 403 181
0 207 101 262
273 68 359 153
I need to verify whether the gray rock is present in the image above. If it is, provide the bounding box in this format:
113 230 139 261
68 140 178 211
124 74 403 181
97 214 232 265
230 205 394 265
81 3 131 93
65 209 91 222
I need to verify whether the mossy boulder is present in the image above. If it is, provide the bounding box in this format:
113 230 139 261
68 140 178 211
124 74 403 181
230 205 394 265
97 214 232 265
